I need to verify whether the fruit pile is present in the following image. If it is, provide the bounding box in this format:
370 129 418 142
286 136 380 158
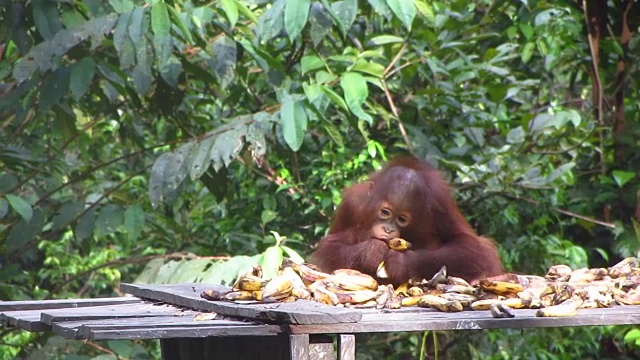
201 257 640 318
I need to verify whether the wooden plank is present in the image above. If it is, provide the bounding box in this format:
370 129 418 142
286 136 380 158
289 306 640 334
337 334 355 360
1 311 50 332
72 314 278 340
0 297 141 311
88 324 282 340
290 334 309 360
120 283 362 325
40 302 180 325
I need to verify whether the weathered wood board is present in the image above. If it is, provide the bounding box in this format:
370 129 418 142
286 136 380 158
120 283 362 325
0 296 141 311
289 304 640 334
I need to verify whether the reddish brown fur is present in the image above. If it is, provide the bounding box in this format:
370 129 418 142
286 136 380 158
311 157 503 286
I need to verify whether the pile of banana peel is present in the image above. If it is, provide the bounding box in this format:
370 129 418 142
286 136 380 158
201 257 640 319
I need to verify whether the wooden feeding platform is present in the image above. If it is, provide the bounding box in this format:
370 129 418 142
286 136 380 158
3 282 640 360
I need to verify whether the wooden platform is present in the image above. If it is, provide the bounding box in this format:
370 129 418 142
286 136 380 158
3 283 640 359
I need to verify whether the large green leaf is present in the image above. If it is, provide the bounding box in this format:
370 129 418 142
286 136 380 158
340 72 373 124
70 57 96 100
124 204 145 242
386 0 416 31
5 194 33 223
284 0 311 42
221 0 239 27
280 97 308 151
32 0 62 40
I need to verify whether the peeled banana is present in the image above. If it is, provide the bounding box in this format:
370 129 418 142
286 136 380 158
387 238 412 251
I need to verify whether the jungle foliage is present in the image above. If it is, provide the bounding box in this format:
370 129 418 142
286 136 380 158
1 0 640 358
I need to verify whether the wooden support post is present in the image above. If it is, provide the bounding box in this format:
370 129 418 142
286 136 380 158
337 334 355 360
290 334 310 360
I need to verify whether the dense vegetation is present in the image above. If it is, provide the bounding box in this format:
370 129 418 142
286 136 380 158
1 0 640 358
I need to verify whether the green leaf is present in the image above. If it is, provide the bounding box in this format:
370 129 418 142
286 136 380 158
70 57 96 100
260 245 284 280
114 11 135 70
367 0 392 19
124 204 145 242
322 120 345 148
221 0 239 26
189 136 216 180
5 194 33 222
330 0 358 36
152 2 172 65
234 0 258 23
281 245 305 264
167 4 194 44
386 0 415 31
0 198 8 219
109 0 134 13
624 329 640 345
33 0 62 40
612 170 636 188
413 0 435 24
257 0 286 42
308 3 333 46
352 60 385 78
280 97 308 152
367 35 404 46
96 204 124 236
52 202 84 231
521 42 535 64
301 55 325 74
39 67 70 112
321 86 349 111
506 126 525 144
340 72 373 124
75 208 96 242
211 125 248 170
285 0 310 42
261 209 277 225
211 35 237 88
149 152 173 208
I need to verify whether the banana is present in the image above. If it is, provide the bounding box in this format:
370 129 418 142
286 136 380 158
200 289 229 301
438 284 476 295
447 276 471 287
262 274 293 301
376 261 388 279
418 294 463 312
407 286 424 296
291 262 330 284
312 285 339 305
387 238 412 251
470 298 528 311
291 288 311 300
535 299 580 317
400 295 423 307
439 293 478 306
470 299 502 311
224 290 255 301
233 274 267 291
347 300 378 309
333 289 378 304
479 280 524 295
252 290 263 301
490 303 515 318
394 282 410 297
330 270 379 291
